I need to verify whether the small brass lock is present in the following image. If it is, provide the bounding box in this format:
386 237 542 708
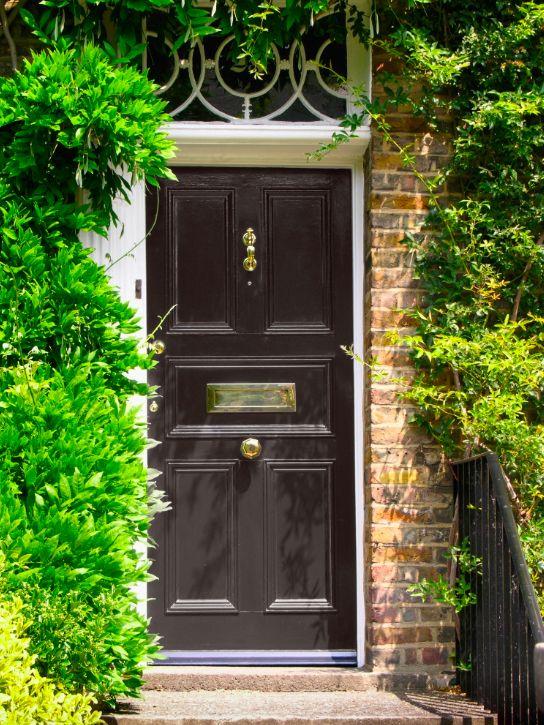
240 437 262 460
149 401 159 413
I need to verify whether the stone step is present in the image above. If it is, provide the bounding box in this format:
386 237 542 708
102 688 497 725
143 667 432 693
104 668 498 724
104 690 497 725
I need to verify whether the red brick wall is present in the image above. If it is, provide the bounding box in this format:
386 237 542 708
365 55 456 675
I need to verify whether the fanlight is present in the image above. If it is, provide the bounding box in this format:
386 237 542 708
144 12 348 123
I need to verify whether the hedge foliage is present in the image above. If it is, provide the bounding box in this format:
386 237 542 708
0 555 100 725
0 44 173 704
314 0 544 608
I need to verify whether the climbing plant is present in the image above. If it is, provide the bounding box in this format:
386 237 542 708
3 0 370 76
361 0 544 606
315 1 544 607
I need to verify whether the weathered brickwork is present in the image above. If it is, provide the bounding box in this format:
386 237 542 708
365 53 456 676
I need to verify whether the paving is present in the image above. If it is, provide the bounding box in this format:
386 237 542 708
101 668 497 725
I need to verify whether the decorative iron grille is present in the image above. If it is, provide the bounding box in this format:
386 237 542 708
144 11 349 123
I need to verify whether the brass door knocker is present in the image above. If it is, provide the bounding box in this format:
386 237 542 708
242 228 257 271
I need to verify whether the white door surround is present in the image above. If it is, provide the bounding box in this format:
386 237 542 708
85 121 371 667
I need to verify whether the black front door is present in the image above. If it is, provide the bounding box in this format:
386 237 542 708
147 167 356 663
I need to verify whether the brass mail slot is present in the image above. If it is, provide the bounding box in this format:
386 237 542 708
207 383 296 413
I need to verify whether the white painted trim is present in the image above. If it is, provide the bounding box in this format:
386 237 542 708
165 122 371 167
347 0 372 117
351 156 366 668
91 121 370 666
79 181 149 614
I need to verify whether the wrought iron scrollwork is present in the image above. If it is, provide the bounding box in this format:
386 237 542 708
144 13 348 123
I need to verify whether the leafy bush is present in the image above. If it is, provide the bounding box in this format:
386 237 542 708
0 556 100 725
0 44 173 704
321 1 544 610
0 363 162 702
0 44 174 236
408 538 482 614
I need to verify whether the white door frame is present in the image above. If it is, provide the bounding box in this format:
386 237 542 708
87 122 371 667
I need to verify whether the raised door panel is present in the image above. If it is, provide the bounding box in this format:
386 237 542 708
168 189 235 332
164 461 238 613
264 461 334 612
164 357 333 437
265 190 331 332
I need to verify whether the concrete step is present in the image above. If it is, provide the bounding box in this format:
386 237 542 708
143 667 432 693
102 688 497 725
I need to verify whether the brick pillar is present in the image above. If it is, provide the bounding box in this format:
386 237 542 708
365 55 456 676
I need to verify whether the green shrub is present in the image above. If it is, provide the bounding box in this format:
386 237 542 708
0 44 173 703
0 44 174 235
0 364 164 702
0 561 100 724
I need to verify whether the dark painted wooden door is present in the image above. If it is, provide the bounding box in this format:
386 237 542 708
147 168 355 662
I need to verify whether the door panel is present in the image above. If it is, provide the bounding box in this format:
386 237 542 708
165 357 332 436
169 188 235 332
147 168 355 661
266 190 331 331
165 461 238 613
264 460 334 611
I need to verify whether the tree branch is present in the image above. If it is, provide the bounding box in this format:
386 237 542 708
0 0 18 72
6 0 27 27
511 232 544 323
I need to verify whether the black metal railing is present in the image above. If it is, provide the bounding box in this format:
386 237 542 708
452 452 544 725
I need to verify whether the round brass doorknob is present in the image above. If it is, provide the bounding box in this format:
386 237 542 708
240 437 262 460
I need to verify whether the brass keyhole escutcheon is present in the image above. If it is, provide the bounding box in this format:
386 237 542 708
242 228 257 272
240 437 262 460
149 401 159 413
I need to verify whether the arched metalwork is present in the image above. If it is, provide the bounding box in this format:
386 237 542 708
144 12 348 123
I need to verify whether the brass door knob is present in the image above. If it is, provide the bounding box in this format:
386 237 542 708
240 437 262 460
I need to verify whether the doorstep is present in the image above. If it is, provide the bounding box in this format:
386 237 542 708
142 666 432 693
101 667 497 724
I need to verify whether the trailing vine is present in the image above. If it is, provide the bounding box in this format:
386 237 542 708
362 0 544 607
3 0 370 76
317 0 544 612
